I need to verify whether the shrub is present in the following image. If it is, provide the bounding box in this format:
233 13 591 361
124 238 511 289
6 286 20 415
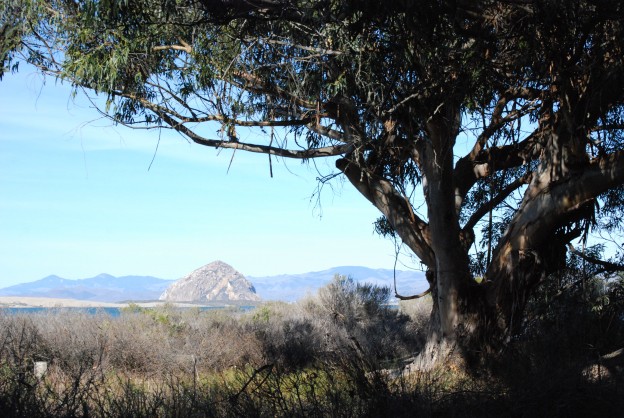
248 275 420 372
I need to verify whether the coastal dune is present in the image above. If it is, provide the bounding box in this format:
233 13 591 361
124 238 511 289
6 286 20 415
0 296 126 308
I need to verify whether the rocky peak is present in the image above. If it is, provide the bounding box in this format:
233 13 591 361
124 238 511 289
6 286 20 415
159 261 260 302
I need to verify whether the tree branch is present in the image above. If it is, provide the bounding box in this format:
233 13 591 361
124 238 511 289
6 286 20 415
465 87 542 161
256 37 343 56
152 44 192 54
158 109 353 158
337 157 435 267
395 287 431 300
454 130 542 207
463 172 532 232
120 90 317 128
568 244 624 273
234 71 317 109
488 150 624 285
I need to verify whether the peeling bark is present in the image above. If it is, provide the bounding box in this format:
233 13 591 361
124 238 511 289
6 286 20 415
486 150 624 339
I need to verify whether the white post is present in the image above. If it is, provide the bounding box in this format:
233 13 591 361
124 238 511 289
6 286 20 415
34 361 47 379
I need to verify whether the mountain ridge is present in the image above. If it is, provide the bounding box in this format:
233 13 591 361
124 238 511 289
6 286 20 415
0 265 427 303
249 265 427 302
0 274 173 302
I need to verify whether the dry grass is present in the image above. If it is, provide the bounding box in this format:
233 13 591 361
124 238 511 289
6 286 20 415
0 275 622 417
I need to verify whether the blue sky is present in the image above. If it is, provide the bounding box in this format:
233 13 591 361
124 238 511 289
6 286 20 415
0 67 408 287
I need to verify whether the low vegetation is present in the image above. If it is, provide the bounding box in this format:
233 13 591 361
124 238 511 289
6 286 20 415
0 274 622 417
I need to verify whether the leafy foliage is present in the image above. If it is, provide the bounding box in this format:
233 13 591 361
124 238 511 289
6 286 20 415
12 0 622 252
6 0 624 353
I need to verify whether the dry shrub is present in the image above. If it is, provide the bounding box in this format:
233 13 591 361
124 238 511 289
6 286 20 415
33 312 107 374
105 312 172 374
0 315 42 367
184 311 264 371
0 278 621 418
307 275 419 364
398 296 432 348
0 312 106 418
245 275 421 372
399 295 432 328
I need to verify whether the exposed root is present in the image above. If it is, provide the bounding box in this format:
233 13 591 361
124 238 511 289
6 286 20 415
402 338 462 375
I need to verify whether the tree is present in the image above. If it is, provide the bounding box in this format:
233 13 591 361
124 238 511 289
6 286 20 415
0 1 40 79
7 0 624 368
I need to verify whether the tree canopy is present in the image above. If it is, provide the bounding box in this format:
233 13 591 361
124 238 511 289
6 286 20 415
4 0 624 366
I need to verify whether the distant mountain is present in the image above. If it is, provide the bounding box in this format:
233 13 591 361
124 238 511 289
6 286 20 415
0 265 427 303
249 266 428 302
0 274 174 302
160 261 261 302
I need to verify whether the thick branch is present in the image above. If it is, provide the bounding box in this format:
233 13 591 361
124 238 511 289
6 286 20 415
306 122 346 141
152 44 192 54
336 158 435 267
470 88 542 156
395 287 431 300
489 150 624 282
454 131 542 207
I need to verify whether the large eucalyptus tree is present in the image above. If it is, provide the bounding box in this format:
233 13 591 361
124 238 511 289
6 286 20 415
5 0 624 367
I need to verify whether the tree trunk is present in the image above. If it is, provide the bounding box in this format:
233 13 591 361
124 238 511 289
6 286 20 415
410 106 491 369
411 270 487 371
341 111 624 371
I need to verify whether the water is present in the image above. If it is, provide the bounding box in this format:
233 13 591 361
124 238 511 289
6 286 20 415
0 306 256 317
0 307 123 316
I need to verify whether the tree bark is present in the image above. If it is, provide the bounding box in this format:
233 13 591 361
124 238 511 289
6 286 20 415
403 104 492 369
486 150 624 338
